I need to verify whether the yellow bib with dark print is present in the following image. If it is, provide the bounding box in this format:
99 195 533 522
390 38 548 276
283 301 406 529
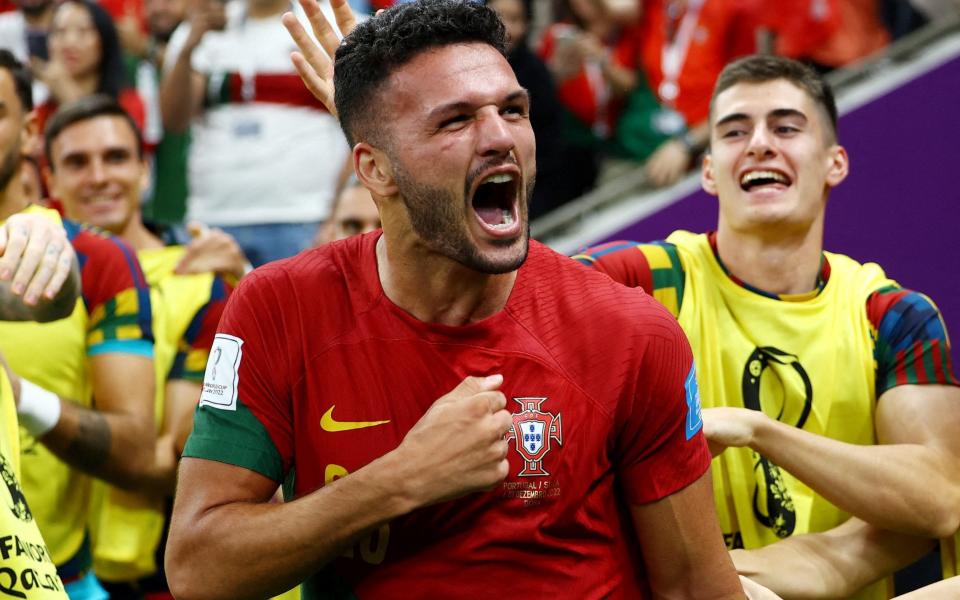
0 206 91 566
0 368 68 598
89 246 214 582
669 231 894 600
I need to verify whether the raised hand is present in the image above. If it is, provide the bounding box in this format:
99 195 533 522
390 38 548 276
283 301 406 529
174 221 248 281
394 375 513 507
702 407 764 457
0 212 77 307
281 0 357 117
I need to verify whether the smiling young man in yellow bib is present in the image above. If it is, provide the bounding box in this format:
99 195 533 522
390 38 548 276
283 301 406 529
42 94 237 598
576 55 960 598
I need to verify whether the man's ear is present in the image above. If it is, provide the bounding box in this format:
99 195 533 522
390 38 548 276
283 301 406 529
139 157 151 195
825 144 849 189
354 143 399 198
41 162 57 199
21 109 41 158
701 152 718 196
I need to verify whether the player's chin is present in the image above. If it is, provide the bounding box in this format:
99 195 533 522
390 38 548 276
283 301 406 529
468 232 530 275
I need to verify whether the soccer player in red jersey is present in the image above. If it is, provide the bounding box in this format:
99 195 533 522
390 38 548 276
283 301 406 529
164 1 755 598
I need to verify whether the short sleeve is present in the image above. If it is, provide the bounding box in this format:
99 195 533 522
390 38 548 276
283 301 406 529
572 241 685 317
182 268 293 482
69 222 154 357
169 276 233 383
615 311 710 505
868 286 959 395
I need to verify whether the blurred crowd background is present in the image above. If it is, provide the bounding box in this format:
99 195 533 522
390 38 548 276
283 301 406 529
1 0 958 257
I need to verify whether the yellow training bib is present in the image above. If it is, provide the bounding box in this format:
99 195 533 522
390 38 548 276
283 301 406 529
669 231 894 600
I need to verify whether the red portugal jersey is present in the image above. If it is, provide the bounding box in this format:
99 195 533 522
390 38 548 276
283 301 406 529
184 233 710 599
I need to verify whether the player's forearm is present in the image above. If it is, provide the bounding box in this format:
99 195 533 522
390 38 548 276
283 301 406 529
731 519 933 598
895 576 960 599
166 451 419 600
160 51 199 133
40 400 156 490
751 418 959 537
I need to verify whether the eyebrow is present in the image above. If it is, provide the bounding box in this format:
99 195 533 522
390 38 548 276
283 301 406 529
426 89 530 121
715 108 809 129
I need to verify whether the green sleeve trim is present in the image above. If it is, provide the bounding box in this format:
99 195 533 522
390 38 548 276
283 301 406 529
183 400 284 482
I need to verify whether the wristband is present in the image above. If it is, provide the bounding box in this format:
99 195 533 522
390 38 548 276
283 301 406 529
17 379 61 437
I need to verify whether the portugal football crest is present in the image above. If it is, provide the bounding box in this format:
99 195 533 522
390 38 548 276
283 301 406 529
505 397 562 477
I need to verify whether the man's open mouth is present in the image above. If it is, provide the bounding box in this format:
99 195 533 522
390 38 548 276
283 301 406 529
740 169 792 191
471 172 520 232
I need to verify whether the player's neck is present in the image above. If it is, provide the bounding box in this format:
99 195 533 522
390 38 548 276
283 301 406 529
0 179 29 222
121 218 164 251
376 235 517 327
715 223 824 296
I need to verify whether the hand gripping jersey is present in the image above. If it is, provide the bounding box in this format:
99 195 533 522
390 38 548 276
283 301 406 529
0 206 153 572
0 368 68 599
89 245 230 583
184 233 711 599
576 230 960 599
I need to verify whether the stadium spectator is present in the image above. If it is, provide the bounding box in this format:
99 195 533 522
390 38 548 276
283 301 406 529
805 0 891 70
160 0 350 266
164 1 754 598
486 0 565 219
31 0 146 135
538 0 641 202
634 0 757 187
44 94 235 599
575 54 960 599
313 175 380 245
123 0 192 227
0 0 55 105
0 49 156 600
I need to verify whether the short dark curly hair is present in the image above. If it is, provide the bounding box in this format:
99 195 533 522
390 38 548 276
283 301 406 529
0 49 33 112
334 0 507 147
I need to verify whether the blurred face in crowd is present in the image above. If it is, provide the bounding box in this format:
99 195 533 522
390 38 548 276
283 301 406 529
488 0 527 52
46 115 148 235
372 43 535 274
49 2 102 80
702 78 848 236
327 185 381 242
0 70 28 196
145 0 186 41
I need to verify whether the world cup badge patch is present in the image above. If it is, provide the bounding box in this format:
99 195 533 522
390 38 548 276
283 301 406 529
505 397 563 477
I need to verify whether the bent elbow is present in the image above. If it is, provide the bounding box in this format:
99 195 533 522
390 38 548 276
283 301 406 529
918 490 960 540
166 536 204 600
930 508 960 540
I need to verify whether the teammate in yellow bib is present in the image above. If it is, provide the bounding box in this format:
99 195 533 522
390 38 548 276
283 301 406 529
0 50 85 595
576 55 960 598
44 95 237 596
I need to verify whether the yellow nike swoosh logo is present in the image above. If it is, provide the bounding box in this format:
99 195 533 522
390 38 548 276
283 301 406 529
320 406 390 432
